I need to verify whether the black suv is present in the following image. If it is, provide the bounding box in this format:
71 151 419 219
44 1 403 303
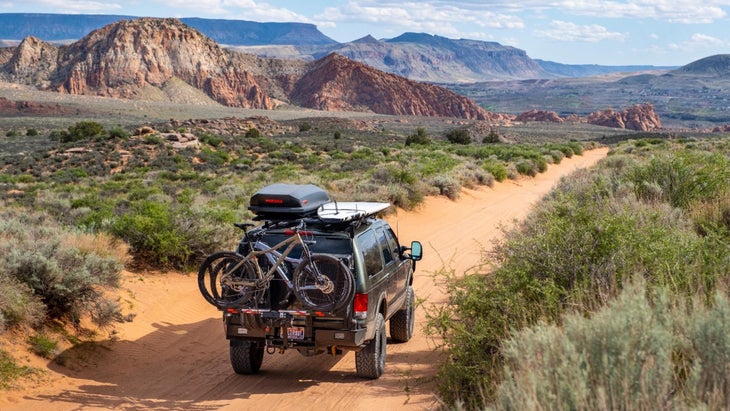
217 184 422 379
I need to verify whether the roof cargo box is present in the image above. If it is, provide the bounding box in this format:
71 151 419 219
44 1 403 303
249 184 330 218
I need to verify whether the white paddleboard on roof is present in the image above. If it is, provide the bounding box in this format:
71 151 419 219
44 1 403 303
317 201 390 222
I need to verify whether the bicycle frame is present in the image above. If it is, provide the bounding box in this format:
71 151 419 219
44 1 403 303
224 229 313 290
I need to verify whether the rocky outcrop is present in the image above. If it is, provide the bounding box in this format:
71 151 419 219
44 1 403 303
52 18 274 109
3 36 57 84
290 53 493 120
515 109 563 123
586 103 661 131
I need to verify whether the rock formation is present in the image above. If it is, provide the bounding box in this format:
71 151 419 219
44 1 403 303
0 18 499 120
53 18 273 109
515 109 564 123
586 103 661 131
290 53 493 120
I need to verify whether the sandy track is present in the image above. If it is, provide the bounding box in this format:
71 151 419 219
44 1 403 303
1 148 608 411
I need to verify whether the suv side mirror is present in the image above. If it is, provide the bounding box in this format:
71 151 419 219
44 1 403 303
410 241 423 261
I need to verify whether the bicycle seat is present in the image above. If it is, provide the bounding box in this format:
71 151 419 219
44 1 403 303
234 222 256 230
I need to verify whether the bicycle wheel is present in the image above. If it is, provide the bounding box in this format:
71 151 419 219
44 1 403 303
293 254 354 312
198 251 263 309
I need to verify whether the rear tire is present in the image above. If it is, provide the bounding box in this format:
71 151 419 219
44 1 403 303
293 254 354 312
390 286 415 343
229 339 264 374
356 313 386 379
198 251 262 309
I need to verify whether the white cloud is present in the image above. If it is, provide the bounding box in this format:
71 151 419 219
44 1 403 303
338 0 730 24
536 20 625 42
20 0 123 13
318 1 524 39
669 33 727 50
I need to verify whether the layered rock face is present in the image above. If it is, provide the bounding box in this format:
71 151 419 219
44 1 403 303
5 36 57 84
586 103 661 131
290 53 492 120
53 18 273 109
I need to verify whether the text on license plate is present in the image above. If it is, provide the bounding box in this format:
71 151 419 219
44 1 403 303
287 327 305 340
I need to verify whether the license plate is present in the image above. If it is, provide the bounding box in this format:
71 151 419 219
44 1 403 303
287 326 305 340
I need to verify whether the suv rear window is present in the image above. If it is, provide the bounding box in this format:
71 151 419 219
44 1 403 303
252 233 353 259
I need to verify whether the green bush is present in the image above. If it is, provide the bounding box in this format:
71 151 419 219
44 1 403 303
299 122 312 132
482 159 508 182
405 127 431 146
63 121 105 143
108 126 129 139
245 127 261 138
446 128 471 145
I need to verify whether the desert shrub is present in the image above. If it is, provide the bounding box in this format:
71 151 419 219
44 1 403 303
143 134 164 145
28 333 58 359
245 127 261 138
6 130 19 138
482 159 508 182
199 132 223 147
0 211 123 327
630 151 730 209
0 274 45 330
431 175 461 200
110 198 236 269
64 121 105 143
515 158 537 176
334 131 342 140
495 282 730 410
108 126 129 139
26 128 39 136
405 127 431 146
482 129 500 144
446 128 471 145
299 121 312 132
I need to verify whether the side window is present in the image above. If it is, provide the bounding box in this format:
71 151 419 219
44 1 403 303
385 228 400 259
376 227 394 266
356 230 383 276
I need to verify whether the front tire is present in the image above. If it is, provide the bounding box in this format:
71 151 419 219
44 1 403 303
390 286 415 343
229 339 264 374
356 313 386 379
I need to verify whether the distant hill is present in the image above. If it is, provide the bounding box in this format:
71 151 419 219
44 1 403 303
0 13 337 46
536 59 676 78
320 32 548 82
673 54 730 76
449 54 730 127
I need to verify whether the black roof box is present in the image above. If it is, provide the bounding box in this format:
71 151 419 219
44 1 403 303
249 184 330 218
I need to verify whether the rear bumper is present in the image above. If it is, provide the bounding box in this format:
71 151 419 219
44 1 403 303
225 311 368 348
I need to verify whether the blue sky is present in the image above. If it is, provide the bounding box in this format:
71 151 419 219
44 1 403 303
2 0 729 66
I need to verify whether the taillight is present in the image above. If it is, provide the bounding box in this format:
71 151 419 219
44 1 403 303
284 229 313 236
354 293 368 315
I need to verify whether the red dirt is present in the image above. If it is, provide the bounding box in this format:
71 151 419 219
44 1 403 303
0 147 609 411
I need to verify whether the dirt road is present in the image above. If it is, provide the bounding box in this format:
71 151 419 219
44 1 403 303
1 148 608 411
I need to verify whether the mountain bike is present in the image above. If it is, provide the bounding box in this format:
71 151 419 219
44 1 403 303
198 221 354 312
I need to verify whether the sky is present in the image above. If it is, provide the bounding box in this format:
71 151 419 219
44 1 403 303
2 0 729 66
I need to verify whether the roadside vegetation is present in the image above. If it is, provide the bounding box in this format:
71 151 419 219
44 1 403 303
0 117 594 387
425 137 730 409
